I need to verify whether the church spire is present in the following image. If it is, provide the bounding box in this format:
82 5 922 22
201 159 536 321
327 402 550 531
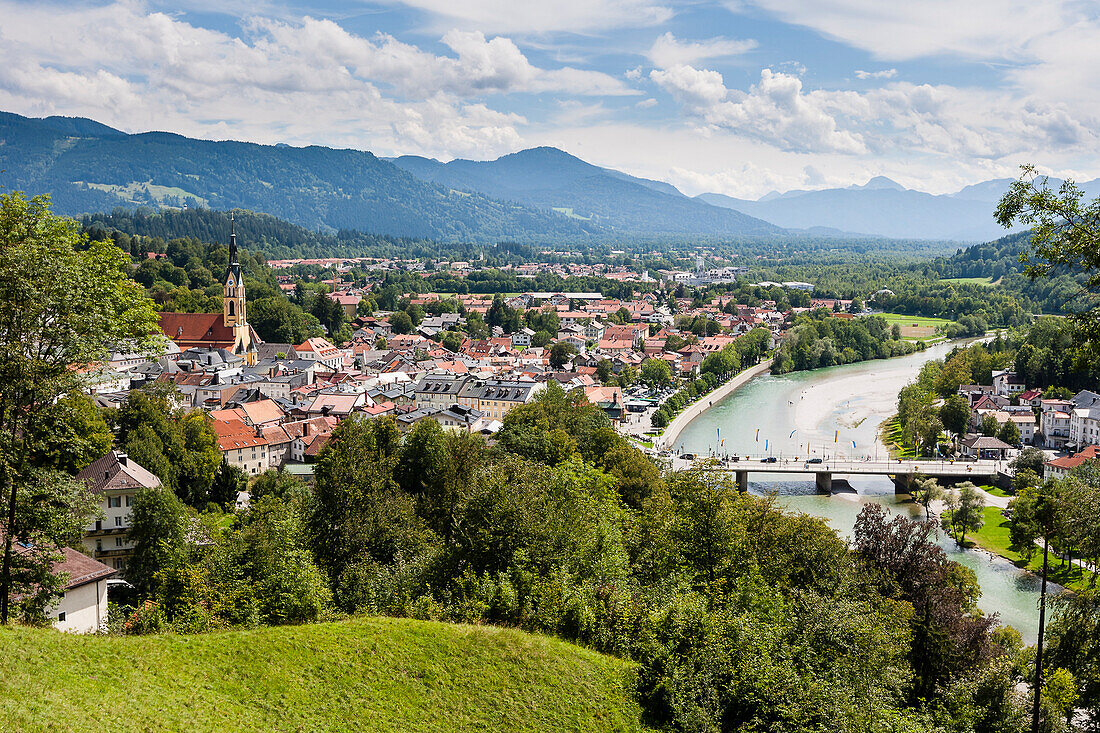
229 213 238 264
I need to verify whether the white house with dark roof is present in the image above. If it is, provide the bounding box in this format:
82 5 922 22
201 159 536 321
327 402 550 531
50 547 115 633
76 452 162 571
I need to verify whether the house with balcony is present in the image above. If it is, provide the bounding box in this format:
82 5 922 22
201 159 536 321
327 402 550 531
76 451 162 571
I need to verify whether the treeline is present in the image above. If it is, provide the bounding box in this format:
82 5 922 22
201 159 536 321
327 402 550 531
118 381 1058 732
773 311 921 373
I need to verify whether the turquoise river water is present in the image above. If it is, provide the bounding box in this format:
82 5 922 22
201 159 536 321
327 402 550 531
676 341 1045 643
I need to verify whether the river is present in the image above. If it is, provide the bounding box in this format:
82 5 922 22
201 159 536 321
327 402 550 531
676 341 1045 643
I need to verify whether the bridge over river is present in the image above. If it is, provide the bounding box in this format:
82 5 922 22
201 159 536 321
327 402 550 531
671 455 1004 492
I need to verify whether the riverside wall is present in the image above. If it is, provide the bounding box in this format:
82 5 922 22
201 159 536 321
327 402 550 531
656 359 773 451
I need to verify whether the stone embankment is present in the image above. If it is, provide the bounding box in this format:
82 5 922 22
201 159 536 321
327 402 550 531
656 359 773 451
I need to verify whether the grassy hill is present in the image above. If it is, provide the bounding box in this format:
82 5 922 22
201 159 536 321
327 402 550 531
0 617 648 732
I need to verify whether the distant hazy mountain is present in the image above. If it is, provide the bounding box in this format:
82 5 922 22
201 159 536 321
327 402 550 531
389 147 780 236
698 176 1100 241
0 111 600 242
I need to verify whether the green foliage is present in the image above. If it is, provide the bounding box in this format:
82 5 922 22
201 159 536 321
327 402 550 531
549 341 577 369
773 311 919 374
114 389 222 507
941 483 986 546
0 191 160 624
997 166 1100 347
126 485 190 598
639 358 672 391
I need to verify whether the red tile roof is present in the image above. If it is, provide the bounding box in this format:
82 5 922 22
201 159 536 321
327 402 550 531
158 312 234 346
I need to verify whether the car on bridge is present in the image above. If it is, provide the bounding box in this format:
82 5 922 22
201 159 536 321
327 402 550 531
806 457 823 464
760 456 778 463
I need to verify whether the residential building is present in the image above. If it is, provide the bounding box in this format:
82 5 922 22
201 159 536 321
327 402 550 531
992 370 1026 396
76 451 162 570
461 379 544 421
414 374 473 411
49 548 115 634
1045 445 1100 480
212 418 270 475
295 337 343 370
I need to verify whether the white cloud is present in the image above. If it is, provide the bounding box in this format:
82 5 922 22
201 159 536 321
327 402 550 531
730 0 1075 62
650 65 729 108
383 0 674 34
636 97 658 108
647 32 757 69
854 69 897 80
0 1 642 160
653 66 866 154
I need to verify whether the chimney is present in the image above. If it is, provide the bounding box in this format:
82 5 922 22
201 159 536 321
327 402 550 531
117 452 128 467
255 424 263 437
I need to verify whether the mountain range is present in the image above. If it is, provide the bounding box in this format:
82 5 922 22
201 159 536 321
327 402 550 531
387 147 776 236
0 111 777 242
3 110 1097 244
698 175 1100 241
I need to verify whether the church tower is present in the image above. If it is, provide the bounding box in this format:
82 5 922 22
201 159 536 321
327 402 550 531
223 216 257 364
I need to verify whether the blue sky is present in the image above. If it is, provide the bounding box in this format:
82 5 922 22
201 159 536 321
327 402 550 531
1 0 1097 197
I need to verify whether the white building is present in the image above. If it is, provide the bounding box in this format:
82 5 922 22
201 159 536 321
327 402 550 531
294 337 343 370
76 452 162 571
49 548 115 633
992 370 1026 396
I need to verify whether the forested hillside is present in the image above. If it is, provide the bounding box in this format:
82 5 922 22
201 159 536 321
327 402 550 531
0 112 600 242
391 147 781 236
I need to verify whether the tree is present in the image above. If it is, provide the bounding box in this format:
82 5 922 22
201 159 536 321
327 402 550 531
126 485 190 598
911 477 944 521
1012 446 1048 477
701 345 739 377
981 413 1000 437
389 310 413 334
210 461 248 510
531 330 552 348
549 341 577 370
440 330 464 353
639 358 673 392
939 395 972 440
942 482 986 545
29 393 113 474
0 192 160 624
998 420 1022 446
596 359 614 383
1013 468 1040 494
997 167 1100 346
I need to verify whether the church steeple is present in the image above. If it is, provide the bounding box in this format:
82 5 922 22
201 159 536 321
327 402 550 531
228 213 239 265
223 213 256 363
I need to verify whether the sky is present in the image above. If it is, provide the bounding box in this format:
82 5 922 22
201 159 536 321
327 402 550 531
1 0 1098 198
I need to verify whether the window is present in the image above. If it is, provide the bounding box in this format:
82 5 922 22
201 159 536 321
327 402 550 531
57 612 66 622
115 516 123 527
109 496 121 508
116 537 124 547
96 540 102 551
125 495 133 507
